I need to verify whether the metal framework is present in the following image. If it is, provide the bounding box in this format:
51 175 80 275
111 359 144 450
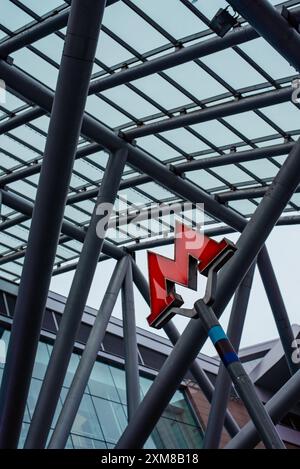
0 0 299 449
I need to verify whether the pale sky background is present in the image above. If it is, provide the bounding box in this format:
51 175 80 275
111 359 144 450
50 224 300 357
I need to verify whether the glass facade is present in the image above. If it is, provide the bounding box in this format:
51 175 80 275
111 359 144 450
0 328 203 449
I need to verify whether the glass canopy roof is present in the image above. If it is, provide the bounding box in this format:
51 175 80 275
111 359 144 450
0 0 299 282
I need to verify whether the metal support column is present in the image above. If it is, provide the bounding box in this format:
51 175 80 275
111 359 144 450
122 261 140 421
25 147 127 449
48 256 129 449
116 135 300 449
0 0 107 449
203 262 256 449
258 247 299 375
226 369 300 449
131 259 240 437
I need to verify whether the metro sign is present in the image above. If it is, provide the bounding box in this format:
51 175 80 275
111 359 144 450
147 222 236 329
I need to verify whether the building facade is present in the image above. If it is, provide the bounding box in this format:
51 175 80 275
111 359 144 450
0 277 299 449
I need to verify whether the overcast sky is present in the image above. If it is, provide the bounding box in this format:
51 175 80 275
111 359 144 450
50 224 300 357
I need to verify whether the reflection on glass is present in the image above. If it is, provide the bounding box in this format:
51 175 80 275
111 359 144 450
89 361 120 402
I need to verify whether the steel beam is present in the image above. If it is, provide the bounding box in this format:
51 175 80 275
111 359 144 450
47 256 129 449
258 247 299 375
0 189 123 261
227 0 300 72
130 260 240 438
25 147 128 449
116 135 300 449
122 260 140 422
0 0 106 448
203 262 256 449
226 369 300 449
123 87 292 141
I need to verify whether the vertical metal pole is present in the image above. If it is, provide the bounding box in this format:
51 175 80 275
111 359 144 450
226 369 300 449
131 259 240 437
122 260 141 421
117 135 300 449
258 246 299 375
0 0 107 449
25 147 127 449
203 262 256 448
48 256 129 449
194 300 285 449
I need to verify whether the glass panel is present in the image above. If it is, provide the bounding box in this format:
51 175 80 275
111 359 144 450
240 38 296 80
0 328 10 361
229 199 257 216
103 2 167 54
21 0 65 16
95 31 134 67
102 85 159 119
9 125 46 152
136 135 180 161
154 417 192 449
2 90 26 111
32 115 50 133
138 182 173 200
18 423 30 449
89 361 120 402
187 170 225 191
86 95 129 128
160 128 209 153
191 121 241 147
63 352 80 387
133 74 192 109
223 111 275 140
262 102 300 132
212 164 251 184
241 159 279 179
61 390 104 441
27 377 63 427
193 0 227 20
0 134 40 161
165 390 197 425
33 34 64 63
